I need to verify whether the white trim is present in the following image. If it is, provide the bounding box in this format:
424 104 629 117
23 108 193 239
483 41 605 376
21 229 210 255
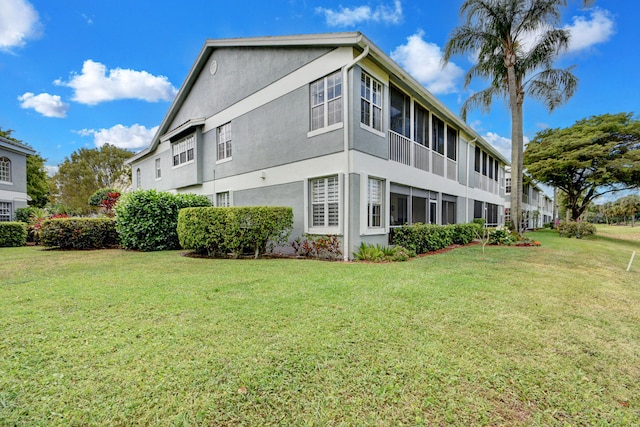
359 122 385 138
360 173 387 236
303 173 344 236
307 122 343 138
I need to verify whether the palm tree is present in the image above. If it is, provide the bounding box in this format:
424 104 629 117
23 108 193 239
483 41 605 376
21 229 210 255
443 0 590 233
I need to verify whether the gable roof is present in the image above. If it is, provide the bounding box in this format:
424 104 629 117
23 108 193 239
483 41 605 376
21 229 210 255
0 135 36 156
128 32 509 165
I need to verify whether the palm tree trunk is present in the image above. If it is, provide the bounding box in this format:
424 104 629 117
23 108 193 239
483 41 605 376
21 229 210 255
507 63 524 234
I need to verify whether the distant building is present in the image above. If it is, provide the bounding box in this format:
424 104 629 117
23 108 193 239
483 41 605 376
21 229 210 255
504 166 555 229
128 32 510 259
0 135 35 221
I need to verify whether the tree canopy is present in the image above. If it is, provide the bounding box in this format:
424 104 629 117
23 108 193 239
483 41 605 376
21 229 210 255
52 144 133 214
524 113 640 221
443 0 581 233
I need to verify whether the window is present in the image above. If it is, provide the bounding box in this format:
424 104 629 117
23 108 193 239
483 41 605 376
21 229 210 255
216 192 230 207
0 201 11 222
360 72 383 131
474 147 481 173
390 85 410 137
310 71 342 131
172 134 195 167
311 176 339 228
488 156 494 179
0 157 11 182
446 126 457 161
368 178 383 228
505 178 512 194
414 103 429 146
494 161 499 182
155 158 161 180
482 151 488 176
432 116 445 155
217 123 232 161
442 199 456 225
136 168 141 189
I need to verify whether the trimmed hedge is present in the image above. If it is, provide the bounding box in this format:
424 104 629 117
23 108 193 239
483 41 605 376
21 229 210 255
392 222 481 254
178 206 294 258
39 218 118 249
0 222 28 247
115 190 211 251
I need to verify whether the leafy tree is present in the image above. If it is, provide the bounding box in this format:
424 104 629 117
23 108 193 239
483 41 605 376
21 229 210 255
53 144 133 214
524 113 640 221
442 0 591 233
1 127 50 208
617 194 640 226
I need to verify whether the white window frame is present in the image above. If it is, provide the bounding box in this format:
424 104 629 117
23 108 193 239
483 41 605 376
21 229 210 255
360 174 387 235
0 157 11 183
309 71 343 134
155 158 162 180
217 123 232 163
360 72 383 133
304 174 342 235
0 201 11 222
172 134 195 168
216 191 232 207
367 177 384 229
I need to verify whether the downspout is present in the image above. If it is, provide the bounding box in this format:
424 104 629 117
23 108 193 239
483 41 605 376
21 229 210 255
342 43 370 261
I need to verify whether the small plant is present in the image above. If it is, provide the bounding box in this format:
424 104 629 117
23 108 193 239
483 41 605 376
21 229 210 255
488 226 515 245
292 234 342 260
0 222 27 247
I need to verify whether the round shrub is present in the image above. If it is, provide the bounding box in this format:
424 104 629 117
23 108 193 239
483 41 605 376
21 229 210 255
115 190 211 251
0 222 28 247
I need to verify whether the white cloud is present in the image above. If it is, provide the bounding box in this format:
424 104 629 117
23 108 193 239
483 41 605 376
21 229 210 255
0 0 41 51
482 131 531 160
77 124 158 151
316 0 402 27
18 92 69 118
55 60 178 105
564 9 615 53
390 31 464 95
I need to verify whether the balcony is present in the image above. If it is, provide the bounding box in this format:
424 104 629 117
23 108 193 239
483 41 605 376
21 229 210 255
388 130 457 180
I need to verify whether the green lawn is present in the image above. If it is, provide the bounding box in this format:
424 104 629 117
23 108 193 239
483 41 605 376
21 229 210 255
1 230 639 426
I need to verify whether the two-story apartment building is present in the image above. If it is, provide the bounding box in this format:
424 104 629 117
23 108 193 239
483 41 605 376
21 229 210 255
0 135 35 221
128 33 509 259
504 166 555 229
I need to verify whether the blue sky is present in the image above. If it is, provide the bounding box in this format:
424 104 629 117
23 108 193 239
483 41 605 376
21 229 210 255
0 0 635 174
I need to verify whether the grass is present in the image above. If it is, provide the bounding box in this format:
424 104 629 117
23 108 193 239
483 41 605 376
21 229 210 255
1 229 639 426
596 223 640 242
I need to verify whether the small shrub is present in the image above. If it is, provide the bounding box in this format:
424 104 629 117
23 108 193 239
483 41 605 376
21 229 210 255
451 223 482 245
39 218 118 249
116 190 211 251
353 242 416 262
488 226 515 245
178 206 294 258
0 222 28 247
392 223 454 254
15 207 37 223
556 221 596 239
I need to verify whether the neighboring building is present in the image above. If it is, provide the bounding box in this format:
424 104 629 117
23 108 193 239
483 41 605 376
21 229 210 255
0 135 35 221
128 32 509 259
504 166 555 229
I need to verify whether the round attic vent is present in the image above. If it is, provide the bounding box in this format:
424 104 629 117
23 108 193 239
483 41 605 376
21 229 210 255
209 60 218 75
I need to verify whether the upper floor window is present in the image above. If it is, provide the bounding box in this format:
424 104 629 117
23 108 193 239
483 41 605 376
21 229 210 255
136 168 141 189
505 178 512 194
310 71 342 131
390 85 410 138
432 116 445 155
414 103 429 147
172 134 195 167
0 157 11 183
446 126 457 161
155 158 161 180
310 175 339 228
360 72 383 131
217 123 232 161
474 147 481 173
